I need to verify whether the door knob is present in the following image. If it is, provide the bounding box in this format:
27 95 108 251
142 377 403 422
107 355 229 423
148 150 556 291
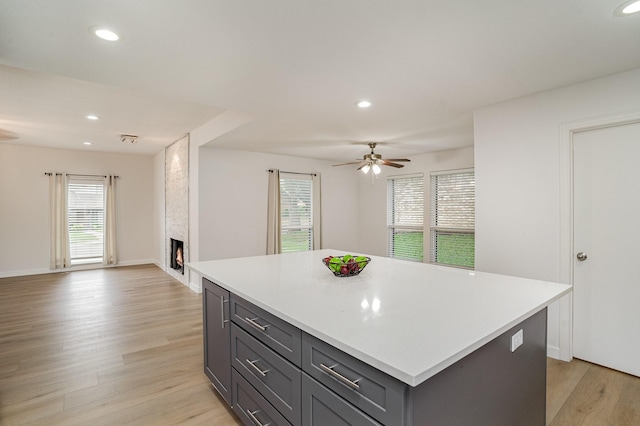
576 252 588 261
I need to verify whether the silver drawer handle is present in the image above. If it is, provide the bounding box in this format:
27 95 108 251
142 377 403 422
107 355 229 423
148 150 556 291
247 409 271 426
246 358 270 377
220 297 229 329
243 317 270 333
319 363 361 390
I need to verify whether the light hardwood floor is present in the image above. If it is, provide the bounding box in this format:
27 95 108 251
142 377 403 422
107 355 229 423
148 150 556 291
0 265 240 425
1 265 639 425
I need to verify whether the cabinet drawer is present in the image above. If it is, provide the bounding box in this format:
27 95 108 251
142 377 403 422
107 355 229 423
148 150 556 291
232 323 301 425
302 333 406 425
232 369 292 426
231 295 302 367
302 373 382 426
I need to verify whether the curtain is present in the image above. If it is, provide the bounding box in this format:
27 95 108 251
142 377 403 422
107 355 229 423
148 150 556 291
49 173 70 269
103 175 118 265
266 169 281 254
312 173 322 250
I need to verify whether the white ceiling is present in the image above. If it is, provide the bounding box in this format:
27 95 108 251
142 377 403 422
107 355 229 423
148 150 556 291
1 0 639 161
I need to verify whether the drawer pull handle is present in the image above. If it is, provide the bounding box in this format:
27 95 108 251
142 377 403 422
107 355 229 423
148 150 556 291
247 409 271 426
220 298 229 329
319 363 361 390
243 317 270 333
246 358 270 377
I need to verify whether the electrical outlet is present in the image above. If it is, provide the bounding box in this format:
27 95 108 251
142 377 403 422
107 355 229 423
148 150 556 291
511 329 524 352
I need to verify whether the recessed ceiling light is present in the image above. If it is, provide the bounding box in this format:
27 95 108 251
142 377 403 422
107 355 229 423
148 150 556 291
614 0 640 16
86 114 99 120
83 141 92 145
357 100 372 108
90 26 120 41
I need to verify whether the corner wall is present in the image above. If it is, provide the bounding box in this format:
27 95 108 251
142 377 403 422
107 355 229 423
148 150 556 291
0 144 154 277
197 147 360 263
153 149 166 269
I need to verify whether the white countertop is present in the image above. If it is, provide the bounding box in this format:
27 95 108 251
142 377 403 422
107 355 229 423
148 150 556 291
187 249 571 386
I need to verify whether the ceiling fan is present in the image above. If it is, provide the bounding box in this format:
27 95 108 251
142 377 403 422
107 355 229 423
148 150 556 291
0 128 19 141
333 143 410 174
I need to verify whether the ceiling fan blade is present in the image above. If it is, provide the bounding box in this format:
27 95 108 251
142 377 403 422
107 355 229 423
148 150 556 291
0 128 19 140
380 160 405 168
384 158 410 162
332 161 363 167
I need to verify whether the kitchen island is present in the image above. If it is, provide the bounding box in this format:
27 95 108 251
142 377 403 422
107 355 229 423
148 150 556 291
188 250 572 426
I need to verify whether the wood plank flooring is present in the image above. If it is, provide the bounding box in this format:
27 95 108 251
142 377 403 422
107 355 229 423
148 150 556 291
0 265 240 425
547 357 640 425
1 265 639 425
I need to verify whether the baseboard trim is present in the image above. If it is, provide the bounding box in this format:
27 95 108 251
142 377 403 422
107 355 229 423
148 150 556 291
0 259 156 279
547 344 561 360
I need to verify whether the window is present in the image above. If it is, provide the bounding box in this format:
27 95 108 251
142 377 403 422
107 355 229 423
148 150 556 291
280 173 314 253
387 174 424 262
430 169 475 268
67 178 105 265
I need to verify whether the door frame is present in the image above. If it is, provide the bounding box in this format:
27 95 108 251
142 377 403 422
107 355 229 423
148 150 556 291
559 110 640 361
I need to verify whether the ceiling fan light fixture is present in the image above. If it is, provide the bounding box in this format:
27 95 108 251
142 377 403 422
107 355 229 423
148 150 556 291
372 164 382 175
614 0 640 16
361 164 371 174
90 26 120 41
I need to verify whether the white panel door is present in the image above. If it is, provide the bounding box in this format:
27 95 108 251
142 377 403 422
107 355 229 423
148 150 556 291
573 121 640 377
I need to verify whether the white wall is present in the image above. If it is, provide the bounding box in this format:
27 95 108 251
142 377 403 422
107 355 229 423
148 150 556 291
474 67 640 358
356 147 474 259
198 147 360 262
0 144 155 277
152 149 166 268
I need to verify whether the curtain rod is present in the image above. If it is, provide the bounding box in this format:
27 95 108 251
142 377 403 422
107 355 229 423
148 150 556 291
44 173 120 178
267 169 316 177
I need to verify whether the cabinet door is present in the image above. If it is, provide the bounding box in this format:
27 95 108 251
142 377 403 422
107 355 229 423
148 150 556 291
203 278 232 405
302 374 382 426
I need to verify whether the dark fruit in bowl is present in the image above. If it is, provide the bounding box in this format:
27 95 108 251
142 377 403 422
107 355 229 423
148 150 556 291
322 254 371 277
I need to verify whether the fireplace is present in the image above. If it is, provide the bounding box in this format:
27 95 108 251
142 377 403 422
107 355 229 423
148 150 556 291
170 238 184 274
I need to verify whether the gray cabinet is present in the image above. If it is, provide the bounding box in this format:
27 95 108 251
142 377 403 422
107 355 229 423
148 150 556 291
202 278 232 405
232 369 292 426
231 323 302 425
230 294 302 366
301 333 406 425
301 373 382 426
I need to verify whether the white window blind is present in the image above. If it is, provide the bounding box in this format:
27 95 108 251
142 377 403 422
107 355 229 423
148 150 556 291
67 178 105 264
387 174 424 262
430 169 475 268
280 173 313 253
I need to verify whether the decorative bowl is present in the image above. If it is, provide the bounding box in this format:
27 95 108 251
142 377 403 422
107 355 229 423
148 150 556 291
322 255 371 277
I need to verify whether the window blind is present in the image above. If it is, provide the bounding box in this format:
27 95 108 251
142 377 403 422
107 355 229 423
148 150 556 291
430 169 475 268
280 173 313 253
387 174 424 262
67 179 105 264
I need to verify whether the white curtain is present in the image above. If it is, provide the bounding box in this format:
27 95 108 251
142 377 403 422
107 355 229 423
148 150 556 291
49 173 70 269
266 169 281 254
312 173 322 250
103 175 118 265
